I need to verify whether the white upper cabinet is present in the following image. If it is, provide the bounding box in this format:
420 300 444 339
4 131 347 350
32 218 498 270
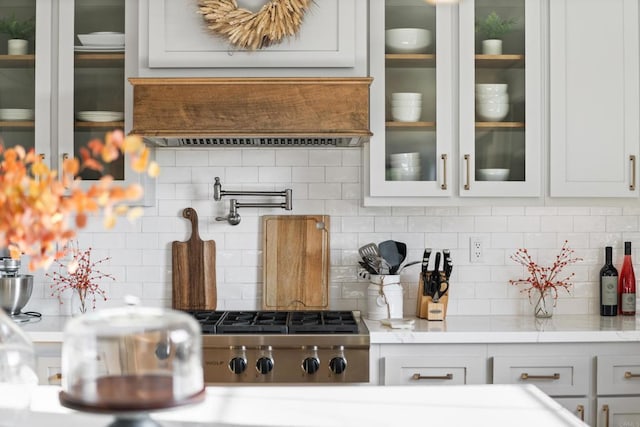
459 0 542 197
366 0 542 203
549 0 640 197
368 0 454 199
0 0 51 161
143 0 365 73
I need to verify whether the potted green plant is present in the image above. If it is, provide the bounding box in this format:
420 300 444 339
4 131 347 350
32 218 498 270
0 14 36 55
476 11 516 55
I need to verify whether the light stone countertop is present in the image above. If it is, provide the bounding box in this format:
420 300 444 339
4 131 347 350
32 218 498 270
20 314 640 345
364 314 640 344
24 384 586 426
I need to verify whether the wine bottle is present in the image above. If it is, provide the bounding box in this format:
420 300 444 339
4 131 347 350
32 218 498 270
599 246 618 316
618 242 636 316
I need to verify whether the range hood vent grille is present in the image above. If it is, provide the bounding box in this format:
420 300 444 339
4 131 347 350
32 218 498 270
130 77 372 147
149 137 360 147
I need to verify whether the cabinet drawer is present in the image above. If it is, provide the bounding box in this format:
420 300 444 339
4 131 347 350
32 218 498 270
597 355 640 395
493 356 590 396
554 397 591 425
383 356 485 386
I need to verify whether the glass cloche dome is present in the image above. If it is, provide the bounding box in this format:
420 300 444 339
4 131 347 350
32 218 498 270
59 300 204 414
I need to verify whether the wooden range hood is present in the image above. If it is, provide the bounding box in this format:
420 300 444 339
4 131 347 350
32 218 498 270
129 77 372 147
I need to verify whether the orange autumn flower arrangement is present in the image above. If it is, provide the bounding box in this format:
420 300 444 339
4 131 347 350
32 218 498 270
0 130 159 270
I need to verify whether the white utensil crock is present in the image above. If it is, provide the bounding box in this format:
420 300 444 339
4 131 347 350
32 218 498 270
367 275 403 320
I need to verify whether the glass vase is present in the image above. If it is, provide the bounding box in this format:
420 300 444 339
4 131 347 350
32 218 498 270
71 288 89 316
533 289 554 318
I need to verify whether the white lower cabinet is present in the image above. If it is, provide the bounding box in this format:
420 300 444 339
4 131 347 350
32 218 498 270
596 355 640 427
34 343 62 386
555 398 591 425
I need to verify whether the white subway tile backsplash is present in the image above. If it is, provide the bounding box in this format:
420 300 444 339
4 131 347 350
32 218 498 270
24 147 640 316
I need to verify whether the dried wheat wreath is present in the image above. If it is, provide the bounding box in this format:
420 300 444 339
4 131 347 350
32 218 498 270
198 0 312 50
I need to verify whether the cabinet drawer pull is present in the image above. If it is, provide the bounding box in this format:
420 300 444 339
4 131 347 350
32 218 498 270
48 373 62 382
624 371 640 379
463 154 471 190
440 153 448 190
631 155 636 191
576 404 584 421
412 373 453 381
603 404 610 427
520 373 560 380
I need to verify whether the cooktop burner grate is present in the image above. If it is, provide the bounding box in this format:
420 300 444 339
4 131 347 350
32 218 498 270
288 311 359 334
184 310 360 335
216 311 289 334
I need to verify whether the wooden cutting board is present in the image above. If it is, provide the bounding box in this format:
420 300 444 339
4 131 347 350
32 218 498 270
172 207 217 310
263 215 330 310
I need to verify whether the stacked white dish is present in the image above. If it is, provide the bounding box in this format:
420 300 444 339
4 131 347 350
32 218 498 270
477 168 510 181
76 111 124 122
475 84 509 121
75 32 124 52
389 152 421 181
385 28 431 54
391 92 421 122
0 109 34 121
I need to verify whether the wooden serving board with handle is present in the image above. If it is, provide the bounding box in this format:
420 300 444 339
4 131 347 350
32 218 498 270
263 215 330 310
172 207 216 310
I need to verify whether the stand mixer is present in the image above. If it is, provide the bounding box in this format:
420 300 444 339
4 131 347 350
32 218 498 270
0 257 35 320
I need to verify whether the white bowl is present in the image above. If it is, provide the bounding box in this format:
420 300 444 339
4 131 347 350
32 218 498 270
77 32 125 46
391 100 422 107
385 28 431 54
0 108 34 121
477 168 510 181
476 103 509 121
390 152 421 168
475 83 508 95
391 92 422 101
476 93 509 104
390 166 422 181
391 106 421 122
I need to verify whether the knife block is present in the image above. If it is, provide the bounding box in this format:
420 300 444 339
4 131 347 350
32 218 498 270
416 273 448 321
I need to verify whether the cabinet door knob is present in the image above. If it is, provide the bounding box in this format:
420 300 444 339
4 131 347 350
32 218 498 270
440 154 448 190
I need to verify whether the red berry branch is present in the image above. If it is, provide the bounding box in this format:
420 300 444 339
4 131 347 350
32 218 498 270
509 240 583 305
47 243 115 313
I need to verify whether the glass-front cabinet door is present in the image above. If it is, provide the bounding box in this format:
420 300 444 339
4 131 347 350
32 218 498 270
368 0 454 198
459 0 541 197
57 0 126 181
0 0 50 160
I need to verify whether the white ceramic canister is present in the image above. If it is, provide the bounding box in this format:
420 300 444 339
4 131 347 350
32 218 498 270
367 275 403 320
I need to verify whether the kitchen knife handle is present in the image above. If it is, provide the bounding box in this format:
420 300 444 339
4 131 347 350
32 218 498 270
624 371 640 379
602 404 610 427
440 153 448 190
520 373 560 380
463 154 471 190
631 155 636 191
412 373 453 381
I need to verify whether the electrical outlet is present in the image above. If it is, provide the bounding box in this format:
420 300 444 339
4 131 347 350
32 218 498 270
470 237 484 263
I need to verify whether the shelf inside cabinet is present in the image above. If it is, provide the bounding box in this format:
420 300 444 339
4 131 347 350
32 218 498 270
0 121 35 128
386 54 435 68
475 122 525 129
74 121 124 129
75 53 124 68
0 54 35 68
475 54 525 69
386 121 436 130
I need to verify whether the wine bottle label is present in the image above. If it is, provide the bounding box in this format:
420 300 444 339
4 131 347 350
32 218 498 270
602 277 618 305
621 293 636 312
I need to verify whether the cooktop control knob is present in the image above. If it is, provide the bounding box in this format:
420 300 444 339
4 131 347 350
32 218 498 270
256 356 274 375
229 357 247 374
329 356 347 374
302 356 320 374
